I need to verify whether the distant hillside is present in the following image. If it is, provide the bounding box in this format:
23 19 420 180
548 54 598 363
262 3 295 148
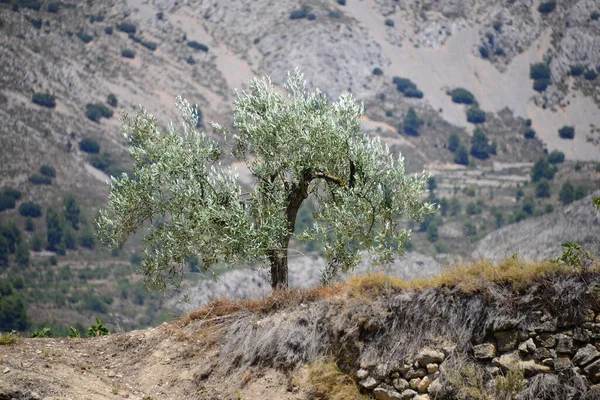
476 191 600 262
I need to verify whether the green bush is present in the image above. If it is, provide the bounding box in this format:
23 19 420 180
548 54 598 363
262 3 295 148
117 22 136 34
105 26 113 35
559 182 575 205
448 133 460 152
466 107 485 124
79 229 95 249
88 152 114 172
525 118 532 127
570 65 585 77
63 195 81 230
289 6 309 19
141 41 157 51
372 67 383 76
39 165 56 177
522 197 535 215
533 78 549 92
47 2 60 13
0 284 30 331
470 128 494 159
86 103 113 122
107 94 118 108
186 41 209 52
79 137 100 153
28 174 52 185
32 93 56 108
402 108 423 136
24 217 34 232
2 187 21 201
186 56 195 65
454 145 469 166
385 19 395 27
547 150 565 164
558 126 575 139
466 201 482 215
19 201 42 218
76 31 93 43
337 0 346 5
393 77 417 93
404 88 424 98
479 46 489 58
494 48 505 56
538 1 556 13
592 11 600 21
449 88 475 105
531 157 557 182
14 0 41 11
524 128 536 139
0 195 16 212
530 63 550 80
584 69 598 81
121 49 135 59
535 179 551 198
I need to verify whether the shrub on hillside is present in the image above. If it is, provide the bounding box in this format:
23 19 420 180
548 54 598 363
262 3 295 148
547 150 565 164
39 164 56 178
470 128 494 159
592 11 600 21
32 93 56 108
28 174 52 185
522 197 535 215
538 1 556 14
76 31 93 43
584 69 598 81
524 128 536 139
121 49 135 59
372 67 383 76
186 56 195 65
393 77 417 93
454 145 469 165
402 107 423 136
337 0 346 5
570 65 585 77
479 46 489 58
558 126 575 139
466 107 485 124
0 195 16 212
105 26 113 35
289 6 309 20
79 137 100 153
449 88 475 105
19 201 42 218
404 87 424 98
448 133 460 152
85 103 113 122
535 179 551 198
531 157 557 182
47 2 60 13
494 48 505 56
141 41 157 51
530 63 550 80
2 187 21 201
385 19 395 27
186 41 209 52
559 182 575 205
79 229 95 249
533 78 549 92
117 22 136 34
107 94 118 108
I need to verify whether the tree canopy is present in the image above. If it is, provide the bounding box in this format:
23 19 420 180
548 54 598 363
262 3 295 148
96 71 435 290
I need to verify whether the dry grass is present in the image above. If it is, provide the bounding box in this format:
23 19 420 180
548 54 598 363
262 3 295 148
306 359 363 400
0 332 18 345
180 259 600 325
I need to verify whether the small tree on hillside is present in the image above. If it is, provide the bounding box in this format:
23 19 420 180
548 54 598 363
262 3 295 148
403 107 423 136
96 71 436 290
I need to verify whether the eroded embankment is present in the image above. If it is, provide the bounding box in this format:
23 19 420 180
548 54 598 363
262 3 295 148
2 260 600 400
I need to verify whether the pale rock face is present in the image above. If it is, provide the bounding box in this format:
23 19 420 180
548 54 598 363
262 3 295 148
573 344 600 366
474 343 496 360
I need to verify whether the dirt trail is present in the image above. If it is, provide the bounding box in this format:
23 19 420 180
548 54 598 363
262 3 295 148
0 322 309 400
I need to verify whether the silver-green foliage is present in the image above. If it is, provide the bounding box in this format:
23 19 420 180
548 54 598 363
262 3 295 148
96 70 435 290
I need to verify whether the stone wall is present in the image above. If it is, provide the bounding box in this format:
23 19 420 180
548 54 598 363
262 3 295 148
355 308 600 399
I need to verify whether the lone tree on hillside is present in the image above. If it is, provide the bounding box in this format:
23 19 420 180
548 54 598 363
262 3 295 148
96 71 435 290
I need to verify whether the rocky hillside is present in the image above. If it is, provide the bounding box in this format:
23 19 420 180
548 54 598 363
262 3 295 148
2 260 600 399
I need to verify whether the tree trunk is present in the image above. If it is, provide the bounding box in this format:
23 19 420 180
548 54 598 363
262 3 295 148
268 176 310 289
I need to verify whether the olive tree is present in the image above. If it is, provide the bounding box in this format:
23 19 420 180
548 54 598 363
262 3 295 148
96 71 435 290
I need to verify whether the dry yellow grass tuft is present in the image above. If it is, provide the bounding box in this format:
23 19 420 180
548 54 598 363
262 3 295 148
307 359 364 400
179 258 599 324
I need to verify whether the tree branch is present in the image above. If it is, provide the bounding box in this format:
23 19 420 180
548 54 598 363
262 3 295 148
313 172 346 186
